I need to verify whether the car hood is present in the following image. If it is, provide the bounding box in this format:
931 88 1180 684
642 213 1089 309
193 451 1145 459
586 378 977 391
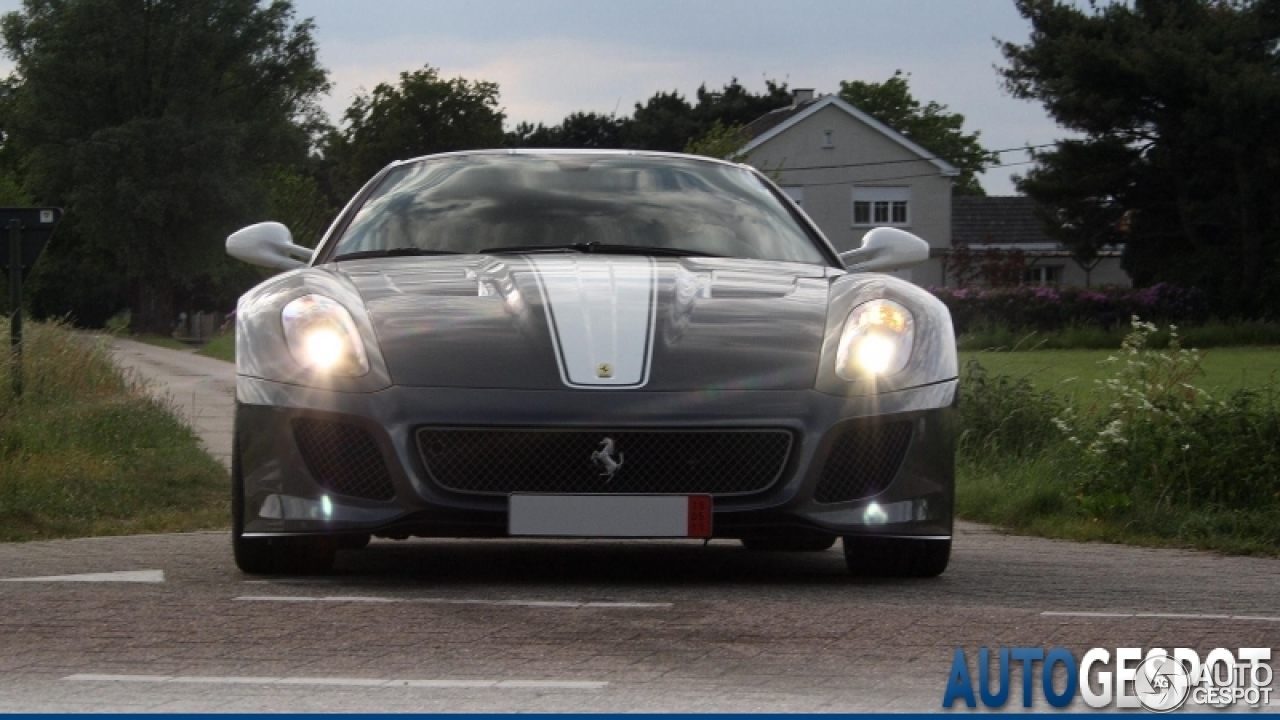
337 254 834 391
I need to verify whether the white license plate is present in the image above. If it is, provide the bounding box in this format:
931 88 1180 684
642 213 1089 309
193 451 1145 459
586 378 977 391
508 494 712 538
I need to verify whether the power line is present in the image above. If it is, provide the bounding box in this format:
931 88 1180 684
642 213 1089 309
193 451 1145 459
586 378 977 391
790 160 1038 188
764 143 1055 173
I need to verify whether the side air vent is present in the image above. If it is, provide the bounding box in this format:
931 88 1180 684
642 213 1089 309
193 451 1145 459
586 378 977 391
292 418 395 501
813 421 913 504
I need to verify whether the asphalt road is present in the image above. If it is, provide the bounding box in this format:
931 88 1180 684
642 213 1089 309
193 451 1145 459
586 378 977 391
0 524 1277 712
0 340 1272 712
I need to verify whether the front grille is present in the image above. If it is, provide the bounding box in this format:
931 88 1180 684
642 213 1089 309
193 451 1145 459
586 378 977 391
417 428 793 496
293 418 396 501
813 421 913 504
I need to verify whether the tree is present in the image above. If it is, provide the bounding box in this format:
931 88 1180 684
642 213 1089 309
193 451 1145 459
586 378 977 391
693 79 792 127
839 72 996 195
624 90 699 152
326 66 504 197
2 0 328 332
1000 0 1280 315
683 121 751 162
505 78 792 158
265 165 333 248
506 112 628 149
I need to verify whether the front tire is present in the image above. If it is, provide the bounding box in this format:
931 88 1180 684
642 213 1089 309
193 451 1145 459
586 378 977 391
842 536 950 577
231 423 337 575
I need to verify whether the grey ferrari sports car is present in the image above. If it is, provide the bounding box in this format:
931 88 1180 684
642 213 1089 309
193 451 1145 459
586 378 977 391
225 150 958 576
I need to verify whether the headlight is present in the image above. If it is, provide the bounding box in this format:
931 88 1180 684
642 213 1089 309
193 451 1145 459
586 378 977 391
281 295 369 375
835 299 915 379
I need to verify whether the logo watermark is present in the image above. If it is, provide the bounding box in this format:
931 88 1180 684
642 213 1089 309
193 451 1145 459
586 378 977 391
943 646 1273 711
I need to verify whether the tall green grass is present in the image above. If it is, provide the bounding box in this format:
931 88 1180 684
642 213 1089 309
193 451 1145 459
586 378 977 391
0 320 229 541
957 321 1280 555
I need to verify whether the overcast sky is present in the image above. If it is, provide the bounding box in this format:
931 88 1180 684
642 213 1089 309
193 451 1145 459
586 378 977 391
0 0 1067 195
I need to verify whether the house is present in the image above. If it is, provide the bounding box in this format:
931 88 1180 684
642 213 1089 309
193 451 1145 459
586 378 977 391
740 89 958 286
739 90 1131 288
950 196 1130 288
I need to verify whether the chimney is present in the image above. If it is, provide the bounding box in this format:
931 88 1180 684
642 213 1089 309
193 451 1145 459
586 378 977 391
792 88 815 105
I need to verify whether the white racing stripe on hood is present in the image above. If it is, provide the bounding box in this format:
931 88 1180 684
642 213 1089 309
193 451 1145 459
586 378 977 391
527 256 657 388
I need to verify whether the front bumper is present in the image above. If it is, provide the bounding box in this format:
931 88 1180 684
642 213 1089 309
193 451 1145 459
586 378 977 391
235 377 957 539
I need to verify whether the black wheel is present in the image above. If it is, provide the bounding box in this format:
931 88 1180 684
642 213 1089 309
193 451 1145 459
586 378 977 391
842 536 950 577
740 533 837 552
338 533 372 551
231 428 337 575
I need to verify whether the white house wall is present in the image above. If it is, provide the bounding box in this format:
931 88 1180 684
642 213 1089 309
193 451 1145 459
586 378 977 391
745 104 953 285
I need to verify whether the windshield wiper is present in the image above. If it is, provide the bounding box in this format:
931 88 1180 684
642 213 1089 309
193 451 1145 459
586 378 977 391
480 242 721 258
331 248 460 262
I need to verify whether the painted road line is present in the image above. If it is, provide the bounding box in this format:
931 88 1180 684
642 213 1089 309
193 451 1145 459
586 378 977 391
63 674 607 690
1 570 164 583
234 595 671 608
64 675 172 683
169 676 283 684
1042 611 1280 622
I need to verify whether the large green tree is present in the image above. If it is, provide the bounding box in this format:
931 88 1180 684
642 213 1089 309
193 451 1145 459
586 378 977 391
839 72 996 195
2 0 328 331
506 79 793 155
1001 0 1280 314
506 111 629 149
326 66 504 197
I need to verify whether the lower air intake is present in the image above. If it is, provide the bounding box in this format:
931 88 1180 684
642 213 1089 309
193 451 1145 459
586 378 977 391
813 421 913 504
417 428 792 496
292 418 395 501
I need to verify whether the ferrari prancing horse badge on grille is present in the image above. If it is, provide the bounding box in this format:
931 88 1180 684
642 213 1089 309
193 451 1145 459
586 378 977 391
591 437 624 481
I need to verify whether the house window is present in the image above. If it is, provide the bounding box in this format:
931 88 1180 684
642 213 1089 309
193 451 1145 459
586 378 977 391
852 187 910 227
822 130 834 149
780 186 804 208
1022 265 1064 285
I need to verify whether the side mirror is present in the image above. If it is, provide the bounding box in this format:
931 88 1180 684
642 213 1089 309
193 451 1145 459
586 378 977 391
839 227 930 273
226 222 313 270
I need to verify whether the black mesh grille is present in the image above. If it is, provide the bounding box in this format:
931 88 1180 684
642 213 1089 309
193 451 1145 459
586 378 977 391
417 428 793 496
292 418 396 501
813 421 913 504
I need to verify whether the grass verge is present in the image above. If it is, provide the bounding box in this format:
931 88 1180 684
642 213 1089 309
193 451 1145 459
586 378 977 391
961 346 1280 401
0 320 229 541
197 332 235 363
957 325 1280 556
957 456 1280 556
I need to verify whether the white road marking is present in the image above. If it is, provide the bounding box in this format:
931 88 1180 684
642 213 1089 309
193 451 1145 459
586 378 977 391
63 674 607 690
233 595 671 609
1043 611 1280 622
169 676 282 684
64 674 171 683
0 570 164 583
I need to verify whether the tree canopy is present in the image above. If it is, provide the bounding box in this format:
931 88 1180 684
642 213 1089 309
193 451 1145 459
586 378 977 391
1 0 328 331
839 72 996 196
505 78 794 155
325 66 505 197
1001 0 1280 315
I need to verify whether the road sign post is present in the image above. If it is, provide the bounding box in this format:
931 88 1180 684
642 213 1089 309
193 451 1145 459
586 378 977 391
2 208 63 399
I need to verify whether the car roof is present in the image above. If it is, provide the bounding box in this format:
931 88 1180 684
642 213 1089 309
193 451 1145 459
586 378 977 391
388 148 750 173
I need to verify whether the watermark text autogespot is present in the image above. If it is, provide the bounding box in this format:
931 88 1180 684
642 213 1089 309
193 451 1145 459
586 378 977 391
942 646 1273 711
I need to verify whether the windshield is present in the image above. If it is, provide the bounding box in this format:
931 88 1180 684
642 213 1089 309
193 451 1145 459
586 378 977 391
326 154 828 264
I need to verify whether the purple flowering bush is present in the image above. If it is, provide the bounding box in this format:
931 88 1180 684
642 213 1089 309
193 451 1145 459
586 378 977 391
929 283 1207 334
